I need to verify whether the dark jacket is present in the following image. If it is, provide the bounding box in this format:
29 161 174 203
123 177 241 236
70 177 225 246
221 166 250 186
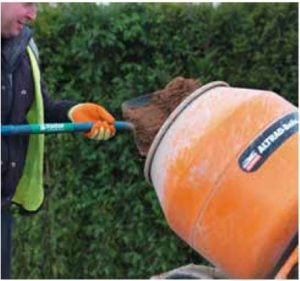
1 27 77 209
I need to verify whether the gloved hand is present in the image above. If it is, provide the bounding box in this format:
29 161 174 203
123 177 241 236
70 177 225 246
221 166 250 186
68 103 116 140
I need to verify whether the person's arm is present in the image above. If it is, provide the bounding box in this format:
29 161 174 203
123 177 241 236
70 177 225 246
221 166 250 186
41 80 116 140
42 80 78 123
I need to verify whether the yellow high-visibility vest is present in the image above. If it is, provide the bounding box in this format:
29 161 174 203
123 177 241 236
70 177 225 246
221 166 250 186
12 46 45 212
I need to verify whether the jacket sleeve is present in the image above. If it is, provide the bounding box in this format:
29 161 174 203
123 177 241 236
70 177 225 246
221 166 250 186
41 80 78 123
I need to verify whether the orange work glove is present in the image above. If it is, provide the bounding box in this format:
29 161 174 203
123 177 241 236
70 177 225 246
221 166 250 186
68 103 116 140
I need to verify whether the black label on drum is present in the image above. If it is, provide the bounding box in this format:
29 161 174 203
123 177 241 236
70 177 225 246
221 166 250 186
239 111 298 173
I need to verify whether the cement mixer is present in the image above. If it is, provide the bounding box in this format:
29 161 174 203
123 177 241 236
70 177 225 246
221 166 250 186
144 81 298 279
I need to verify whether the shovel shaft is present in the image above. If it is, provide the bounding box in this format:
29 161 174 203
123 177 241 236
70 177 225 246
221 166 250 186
1 121 133 136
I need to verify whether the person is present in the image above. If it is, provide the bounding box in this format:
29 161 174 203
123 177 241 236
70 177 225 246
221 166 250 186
1 3 116 278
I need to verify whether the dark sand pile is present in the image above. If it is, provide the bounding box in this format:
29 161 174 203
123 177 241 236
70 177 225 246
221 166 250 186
122 77 201 156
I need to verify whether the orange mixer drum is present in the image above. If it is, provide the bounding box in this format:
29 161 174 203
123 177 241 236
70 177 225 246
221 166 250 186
145 81 298 278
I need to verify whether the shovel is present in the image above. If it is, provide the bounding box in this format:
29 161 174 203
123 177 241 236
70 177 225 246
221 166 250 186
1 121 133 136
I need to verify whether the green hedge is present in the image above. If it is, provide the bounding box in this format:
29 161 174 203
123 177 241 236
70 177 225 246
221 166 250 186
12 3 298 279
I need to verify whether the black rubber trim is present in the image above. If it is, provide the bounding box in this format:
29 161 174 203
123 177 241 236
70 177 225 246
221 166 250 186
269 232 298 278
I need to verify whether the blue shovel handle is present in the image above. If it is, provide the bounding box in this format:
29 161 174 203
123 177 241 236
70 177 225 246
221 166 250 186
1 121 133 136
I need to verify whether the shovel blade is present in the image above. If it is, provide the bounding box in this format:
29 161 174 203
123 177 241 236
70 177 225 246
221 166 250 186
122 92 161 157
121 93 153 111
